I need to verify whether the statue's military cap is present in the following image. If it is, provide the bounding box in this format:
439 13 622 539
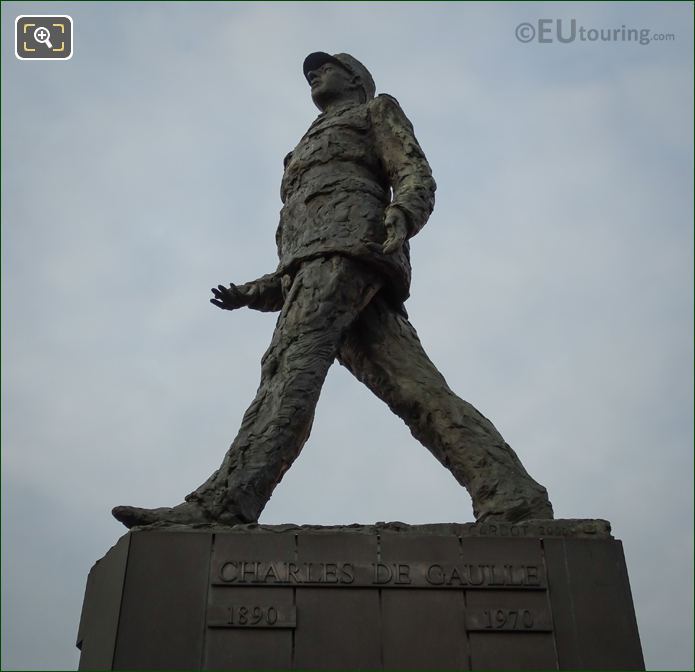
303 52 376 101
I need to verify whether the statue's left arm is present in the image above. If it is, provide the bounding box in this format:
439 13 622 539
369 94 437 253
210 271 284 313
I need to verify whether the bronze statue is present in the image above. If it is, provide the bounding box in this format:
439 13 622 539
113 52 553 528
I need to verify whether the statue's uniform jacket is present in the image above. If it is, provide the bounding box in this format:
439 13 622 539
277 94 436 305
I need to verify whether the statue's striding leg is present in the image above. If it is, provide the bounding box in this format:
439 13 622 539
113 256 383 528
337 295 553 523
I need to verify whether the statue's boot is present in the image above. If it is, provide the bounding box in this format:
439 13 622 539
478 497 554 524
111 501 221 528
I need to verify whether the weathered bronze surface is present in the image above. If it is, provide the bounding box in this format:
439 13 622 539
112 52 553 529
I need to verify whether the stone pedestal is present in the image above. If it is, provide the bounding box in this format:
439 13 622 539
77 520 644 670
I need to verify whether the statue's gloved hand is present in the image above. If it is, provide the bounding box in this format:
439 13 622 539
210 283 252 311
382 207 409 254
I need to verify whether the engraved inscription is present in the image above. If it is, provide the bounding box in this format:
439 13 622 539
207 604 297 629
465 608 553 632
211 560 546 589
218 561 356 585
424 563 541 588
475 524 531 537
373 562 412 584
475 521 593 537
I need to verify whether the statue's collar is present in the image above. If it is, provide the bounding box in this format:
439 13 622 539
316 100 361 119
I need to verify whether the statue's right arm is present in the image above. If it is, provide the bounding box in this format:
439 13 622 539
210 271 284 313
369 94 437 239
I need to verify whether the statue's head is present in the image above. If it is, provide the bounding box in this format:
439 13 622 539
303 52 376 111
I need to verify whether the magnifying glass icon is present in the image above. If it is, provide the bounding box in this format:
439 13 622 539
33 26 53 49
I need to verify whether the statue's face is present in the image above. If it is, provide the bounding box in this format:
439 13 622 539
308 61 357 109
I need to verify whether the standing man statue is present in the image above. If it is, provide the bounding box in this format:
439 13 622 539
113 52 553 528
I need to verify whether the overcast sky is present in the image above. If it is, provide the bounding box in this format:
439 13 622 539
2 1 693 670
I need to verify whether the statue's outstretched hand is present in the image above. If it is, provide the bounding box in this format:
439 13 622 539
382 207 408 254
210 284 251 311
